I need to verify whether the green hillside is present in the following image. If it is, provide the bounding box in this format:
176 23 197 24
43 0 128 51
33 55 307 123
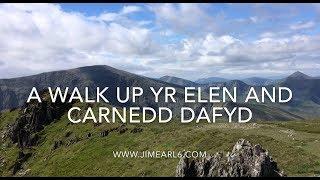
1 103 320 177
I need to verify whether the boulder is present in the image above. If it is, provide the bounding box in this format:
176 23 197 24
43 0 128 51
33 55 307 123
86 132 92 138
176 139 284 177
52 140 63 150
100 130 109 137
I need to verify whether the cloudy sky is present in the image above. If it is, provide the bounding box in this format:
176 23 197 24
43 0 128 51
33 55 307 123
1 3 320 80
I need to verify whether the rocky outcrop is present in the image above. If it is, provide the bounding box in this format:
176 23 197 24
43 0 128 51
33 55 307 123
130 127 143 133
176 139 285 177
100 130 109 137
10 151 32 175
117 124 128 134
8 91 74 148
52 140 63 150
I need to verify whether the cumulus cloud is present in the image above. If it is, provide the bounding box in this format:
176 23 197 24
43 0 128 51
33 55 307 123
0 3 157 78
149 3 217 35
155 33 320 79
0 3 320 80
121 5 142 14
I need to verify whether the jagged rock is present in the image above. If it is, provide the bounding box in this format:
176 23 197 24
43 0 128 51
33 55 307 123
17 168 31 176
10 151 32 175
52 140 63 150
1 127 8 140
0 156 5 168
100 130 109 137
117 124 128 134
9 107 18 112
130 127 143 133
66 136 81 146
8 90 73 148
93 123 101 127
86 132 92 138
176 139 285 177
109 127 118 132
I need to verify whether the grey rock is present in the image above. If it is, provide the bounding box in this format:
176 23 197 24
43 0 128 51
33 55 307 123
10 151 32 175
86 132 92 138
52 140 63 150
100 130 109 137
8 90 73 148
176 139 284 177
66 136 81 146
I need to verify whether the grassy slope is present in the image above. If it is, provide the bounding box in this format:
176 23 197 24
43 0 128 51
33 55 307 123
0 110 20 176
0 104 320 177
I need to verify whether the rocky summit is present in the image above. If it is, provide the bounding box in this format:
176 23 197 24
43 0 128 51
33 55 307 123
176 139 285 177
8 90 74 148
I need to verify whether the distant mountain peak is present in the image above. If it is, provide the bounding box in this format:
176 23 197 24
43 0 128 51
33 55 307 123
287 71 311 79
160 75 171 79
159 76 198 87
195 77 229 84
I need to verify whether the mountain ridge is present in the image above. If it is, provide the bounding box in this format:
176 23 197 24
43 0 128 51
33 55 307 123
1 65 320 120
159 76 199 87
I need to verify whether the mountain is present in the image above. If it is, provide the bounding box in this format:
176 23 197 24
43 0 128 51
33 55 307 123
195 77 229 84
279 71 320 106
286 71 312 80
241 77 271 86
264 79 282 86
159 76 199 87
205 80 250 96
1 67 320 177
0 65 219 121
0 65 319 120
176 139 284 177
0 65 186 111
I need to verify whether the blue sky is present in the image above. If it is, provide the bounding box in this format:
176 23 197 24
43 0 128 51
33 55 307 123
0 3 320 80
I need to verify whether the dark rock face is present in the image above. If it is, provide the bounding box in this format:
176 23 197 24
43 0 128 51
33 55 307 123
10 151 32 175
8 91 73 148
176 139 284 177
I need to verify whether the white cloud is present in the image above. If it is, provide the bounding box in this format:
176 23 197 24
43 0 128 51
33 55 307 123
0 3 157 78
0 3 320 80
260 32 276 38
92 5 142 22
149 3 216 35
121 5 142 14
290 21 315 30
152 33 320 79
249 16 258 23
